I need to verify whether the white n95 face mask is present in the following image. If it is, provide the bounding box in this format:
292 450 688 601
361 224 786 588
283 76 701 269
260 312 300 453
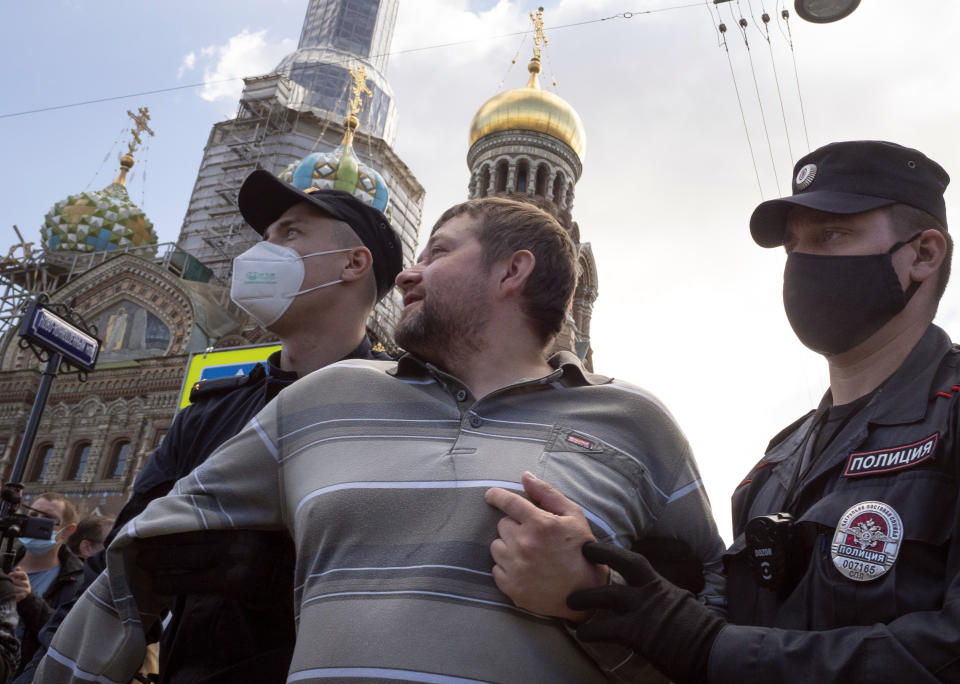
230 241 351 328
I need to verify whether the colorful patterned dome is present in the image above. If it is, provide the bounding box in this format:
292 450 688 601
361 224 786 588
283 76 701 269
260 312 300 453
42 157 156 253
277 138 389 212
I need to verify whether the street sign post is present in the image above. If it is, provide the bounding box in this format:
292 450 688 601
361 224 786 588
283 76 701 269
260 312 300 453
1 299 100 564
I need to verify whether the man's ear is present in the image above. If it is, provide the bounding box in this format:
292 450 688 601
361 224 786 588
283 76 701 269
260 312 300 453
498 250 536 297
909 229 947 283
340 246 374 284
62 522 77 540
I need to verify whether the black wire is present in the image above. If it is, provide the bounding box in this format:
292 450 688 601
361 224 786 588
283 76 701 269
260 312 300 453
782 11 811 152
0 3 705 121
754 5 795 162
703 0 723 46
719 27 765 198
731 1 782 194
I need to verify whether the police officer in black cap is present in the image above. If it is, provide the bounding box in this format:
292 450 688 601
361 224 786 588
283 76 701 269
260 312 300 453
488 141 959 683
18 170 404 683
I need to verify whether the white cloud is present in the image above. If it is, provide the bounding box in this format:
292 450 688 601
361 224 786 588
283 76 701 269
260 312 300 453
177 51 196 79
184 29 295 103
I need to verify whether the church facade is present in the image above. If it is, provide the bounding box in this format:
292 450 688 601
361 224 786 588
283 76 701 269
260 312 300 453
0 0 423 515
0 3 597 517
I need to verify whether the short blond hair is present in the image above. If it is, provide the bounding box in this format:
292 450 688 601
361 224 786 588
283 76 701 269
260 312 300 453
36 492 78 527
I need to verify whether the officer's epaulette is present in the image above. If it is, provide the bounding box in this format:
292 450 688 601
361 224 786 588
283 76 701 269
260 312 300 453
189 363 266 402
765 408 816 452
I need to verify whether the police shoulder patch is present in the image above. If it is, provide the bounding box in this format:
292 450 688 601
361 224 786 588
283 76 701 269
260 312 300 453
842 432 938 477
831 501 903 582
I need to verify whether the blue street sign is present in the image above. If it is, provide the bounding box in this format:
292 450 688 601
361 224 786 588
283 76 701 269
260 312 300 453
18 300 100 371
199 361 262 382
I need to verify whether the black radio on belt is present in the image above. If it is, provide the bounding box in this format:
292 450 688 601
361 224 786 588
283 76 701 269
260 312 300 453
745 512 804 595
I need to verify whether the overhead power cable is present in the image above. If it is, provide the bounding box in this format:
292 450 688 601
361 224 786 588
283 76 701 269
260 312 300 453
779 7 811 152
703 0 724 45
0 3 705 121
731 1 781 194
751 0 795 162
717 20 764 199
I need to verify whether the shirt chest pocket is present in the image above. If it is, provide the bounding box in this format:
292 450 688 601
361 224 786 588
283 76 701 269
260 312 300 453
533 425 653 546
789 471 955 628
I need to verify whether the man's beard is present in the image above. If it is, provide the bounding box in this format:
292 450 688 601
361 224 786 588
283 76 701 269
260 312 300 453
395 294 487 364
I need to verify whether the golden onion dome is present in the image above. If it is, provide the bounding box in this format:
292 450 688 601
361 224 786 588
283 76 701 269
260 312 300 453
469 58 586 161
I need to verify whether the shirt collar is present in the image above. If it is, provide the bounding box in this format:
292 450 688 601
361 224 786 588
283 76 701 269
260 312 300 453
390 350 611 387
546 351 612 386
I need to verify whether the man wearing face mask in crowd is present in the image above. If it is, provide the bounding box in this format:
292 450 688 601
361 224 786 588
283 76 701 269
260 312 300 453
9 493 80 679
486 141 960 683
30 170 403 684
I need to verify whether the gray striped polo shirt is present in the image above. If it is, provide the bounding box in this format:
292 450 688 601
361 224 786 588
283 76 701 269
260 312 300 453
37 352 725 684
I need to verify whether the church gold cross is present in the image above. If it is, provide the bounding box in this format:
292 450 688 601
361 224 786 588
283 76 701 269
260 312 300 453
125 106 155 155
348 66 373 118
530 6 548 61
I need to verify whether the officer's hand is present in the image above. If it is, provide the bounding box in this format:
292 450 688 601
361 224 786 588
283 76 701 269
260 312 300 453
136 529 294 606
568 542 725 684
9 567 30 602
631 536 705 595
485 472 608 622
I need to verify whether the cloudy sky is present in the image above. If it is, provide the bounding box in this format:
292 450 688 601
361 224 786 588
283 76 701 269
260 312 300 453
2 0 959 541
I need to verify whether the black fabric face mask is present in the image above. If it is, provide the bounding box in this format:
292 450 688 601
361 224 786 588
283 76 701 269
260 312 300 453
782 233 922 356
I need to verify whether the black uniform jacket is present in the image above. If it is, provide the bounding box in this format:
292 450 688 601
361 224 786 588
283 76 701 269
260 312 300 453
713 325 960 682
88 338 388 684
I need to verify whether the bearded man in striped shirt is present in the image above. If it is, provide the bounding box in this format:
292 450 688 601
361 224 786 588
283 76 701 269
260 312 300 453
38 197 725 684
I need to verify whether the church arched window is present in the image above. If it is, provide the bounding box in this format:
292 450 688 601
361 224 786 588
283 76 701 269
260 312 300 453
552 171 565 204
516 160 529 193
535 164 548 197
29 444 54 482
495 160 509 192
479 165 491 197
65 442 91 481
103 440 131 480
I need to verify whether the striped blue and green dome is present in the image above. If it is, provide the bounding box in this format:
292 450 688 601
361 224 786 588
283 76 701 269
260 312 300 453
277 144 389 212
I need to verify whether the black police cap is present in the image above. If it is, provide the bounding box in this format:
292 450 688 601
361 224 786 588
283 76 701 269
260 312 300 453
237 169 403 301
750 140 950 248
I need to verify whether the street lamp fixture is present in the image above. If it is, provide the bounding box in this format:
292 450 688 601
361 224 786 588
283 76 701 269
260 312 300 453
794 0 861 23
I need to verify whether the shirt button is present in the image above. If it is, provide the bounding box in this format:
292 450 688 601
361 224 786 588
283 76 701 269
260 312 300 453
455 389 468 402
469 415 482 428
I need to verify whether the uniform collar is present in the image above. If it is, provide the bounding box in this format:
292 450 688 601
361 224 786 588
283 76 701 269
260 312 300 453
267 336 381 382
390 349 611 387
265 336 383 401
266 350 299 382
820 323 953 426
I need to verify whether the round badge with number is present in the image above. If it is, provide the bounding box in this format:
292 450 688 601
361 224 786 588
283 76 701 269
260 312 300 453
831 501 903 582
